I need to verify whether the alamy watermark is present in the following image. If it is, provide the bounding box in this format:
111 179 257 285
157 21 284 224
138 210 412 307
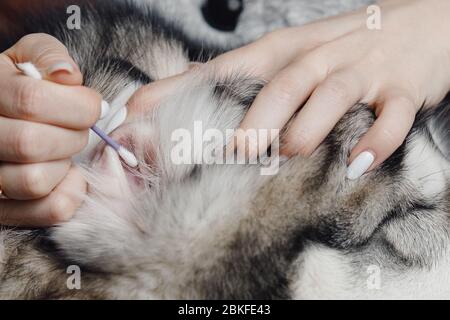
366 264 381 290
171 122 282 175
367 5 382 30
67 5 81 30
66 265 81 290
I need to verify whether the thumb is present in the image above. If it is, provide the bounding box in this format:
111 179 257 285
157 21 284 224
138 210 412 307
127 71 192 119
5 33 82 85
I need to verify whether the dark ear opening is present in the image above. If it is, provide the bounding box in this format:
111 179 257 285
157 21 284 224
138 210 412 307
201 0 244 32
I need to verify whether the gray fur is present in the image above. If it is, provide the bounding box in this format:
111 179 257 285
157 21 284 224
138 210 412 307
0 1 449 299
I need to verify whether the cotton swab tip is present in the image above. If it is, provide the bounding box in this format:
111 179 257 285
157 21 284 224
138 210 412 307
16 62 42 80
118 147 138 168
16 61 137 168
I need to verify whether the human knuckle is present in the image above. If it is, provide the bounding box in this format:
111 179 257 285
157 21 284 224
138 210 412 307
300 50 327 74
15 81 41 118
17 34 40 46
270 76 302 105
21 167 50 198
390 93 410 104
322 77 350 101
24 33 60 50
13 125 39 160
48 194 75 224
301 52 322 68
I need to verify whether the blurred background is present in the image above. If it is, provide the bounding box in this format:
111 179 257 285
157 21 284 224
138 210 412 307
0 0 373 48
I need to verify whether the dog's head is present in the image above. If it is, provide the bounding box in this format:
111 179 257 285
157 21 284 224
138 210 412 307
4 0 444 299
49 65 450 298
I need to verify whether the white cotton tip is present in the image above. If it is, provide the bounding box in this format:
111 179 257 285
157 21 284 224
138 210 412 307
16 62 42 80
118 147 138 168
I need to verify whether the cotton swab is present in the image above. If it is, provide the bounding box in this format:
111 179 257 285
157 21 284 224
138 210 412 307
16 62 139 167
91 125 138 167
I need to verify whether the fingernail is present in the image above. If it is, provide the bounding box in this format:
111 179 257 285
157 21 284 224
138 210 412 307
46 61 74 75
346 151 375 180
100 100 110 120
105 106 127 134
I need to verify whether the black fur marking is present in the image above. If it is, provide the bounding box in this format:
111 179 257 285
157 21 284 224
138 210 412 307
202 223 306 299
99 57 152 85
202 0 244 32
212 78 265 111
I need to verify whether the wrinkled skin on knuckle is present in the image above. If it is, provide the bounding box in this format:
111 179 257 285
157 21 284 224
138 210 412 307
14 80 41 119
15 34 38 48
269 76 303 106
18 33 48 45
321 76 351 103
20 33 67 56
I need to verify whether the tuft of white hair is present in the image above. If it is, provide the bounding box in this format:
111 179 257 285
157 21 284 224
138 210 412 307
118 147 139 168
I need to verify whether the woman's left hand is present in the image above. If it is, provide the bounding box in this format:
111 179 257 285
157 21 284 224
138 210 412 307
129 0 450 179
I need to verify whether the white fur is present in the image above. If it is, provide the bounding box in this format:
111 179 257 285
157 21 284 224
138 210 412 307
290 244 354 299
405 134 449 198
291 244 450 299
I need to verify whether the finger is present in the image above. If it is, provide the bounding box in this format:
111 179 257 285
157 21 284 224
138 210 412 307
283 71 365 156
127 72 192 119
0 166 86 227
0 159 71 200
0 74 102 129
4 33 82 85
347 95 417 179
235 58 327 157
0 116 89 163
209 11 365 79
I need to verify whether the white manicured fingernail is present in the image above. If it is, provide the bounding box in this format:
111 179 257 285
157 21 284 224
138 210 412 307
46 61 74 75
100 100 110 119
105 106 127 134
16 62 42 80
346 151 375 180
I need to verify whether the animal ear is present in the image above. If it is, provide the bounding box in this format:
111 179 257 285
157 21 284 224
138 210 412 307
429 101 450 160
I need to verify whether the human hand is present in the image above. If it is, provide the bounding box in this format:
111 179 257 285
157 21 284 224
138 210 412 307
213 0 450 178
0 34 103 226
127 0 450 180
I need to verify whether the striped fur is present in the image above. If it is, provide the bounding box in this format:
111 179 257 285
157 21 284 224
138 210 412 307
0 0 449 299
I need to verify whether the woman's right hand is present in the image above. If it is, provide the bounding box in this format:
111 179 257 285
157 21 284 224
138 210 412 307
0 33 103 227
